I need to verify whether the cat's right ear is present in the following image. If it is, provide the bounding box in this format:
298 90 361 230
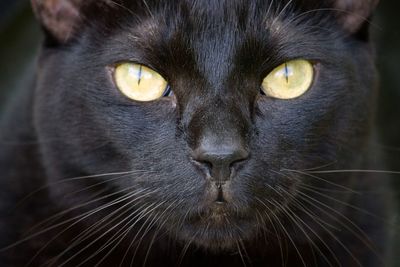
31 0 88 44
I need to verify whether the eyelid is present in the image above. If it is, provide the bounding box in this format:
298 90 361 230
262 59 319 84
111 61 168 79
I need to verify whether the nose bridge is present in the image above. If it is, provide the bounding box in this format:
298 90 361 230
189 97 249 149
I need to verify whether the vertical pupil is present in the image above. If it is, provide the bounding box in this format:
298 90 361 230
284 63 289 83
138 65 142 85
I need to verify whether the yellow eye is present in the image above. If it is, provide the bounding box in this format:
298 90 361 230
114 63 168 102
261 59 314 99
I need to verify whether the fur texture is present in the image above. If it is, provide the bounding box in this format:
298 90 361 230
0 0 392 266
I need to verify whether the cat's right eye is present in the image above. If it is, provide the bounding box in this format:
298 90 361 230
114 63 169 102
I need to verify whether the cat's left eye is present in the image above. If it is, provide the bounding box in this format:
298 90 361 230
261 59 314 100
114 63 169 102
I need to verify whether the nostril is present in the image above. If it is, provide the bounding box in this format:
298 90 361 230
192 145 249 179
194 159 213 173
228 149 249 167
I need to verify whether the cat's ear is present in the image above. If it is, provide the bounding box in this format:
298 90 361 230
31 0 88 43
333 0 379 33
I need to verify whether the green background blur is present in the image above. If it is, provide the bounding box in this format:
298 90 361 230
0 0 399 264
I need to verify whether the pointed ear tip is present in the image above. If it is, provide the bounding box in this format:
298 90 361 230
335 0 380 33
370 0 380 11
30 0 42 17
31 0 83 43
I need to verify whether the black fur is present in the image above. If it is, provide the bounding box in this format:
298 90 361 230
0 0 392 266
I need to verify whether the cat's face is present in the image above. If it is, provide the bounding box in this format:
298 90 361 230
33 0 378 250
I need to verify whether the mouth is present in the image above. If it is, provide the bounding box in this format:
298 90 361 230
173 203 257 251
187 204 231 227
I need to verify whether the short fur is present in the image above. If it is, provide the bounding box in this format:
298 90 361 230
0 0 392 266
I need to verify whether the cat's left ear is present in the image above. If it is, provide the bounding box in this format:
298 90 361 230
333 0 379 33
31 0 88 43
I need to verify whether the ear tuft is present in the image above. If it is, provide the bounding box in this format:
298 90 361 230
31 0 86 43
333 0 379 33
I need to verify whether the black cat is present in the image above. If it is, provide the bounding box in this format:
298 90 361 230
0 0 393 266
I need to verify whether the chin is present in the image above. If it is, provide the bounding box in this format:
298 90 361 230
171 205 259 251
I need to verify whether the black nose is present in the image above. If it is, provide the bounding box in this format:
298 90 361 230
192 142 249 182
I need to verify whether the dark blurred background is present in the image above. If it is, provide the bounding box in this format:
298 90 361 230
0 0 399 264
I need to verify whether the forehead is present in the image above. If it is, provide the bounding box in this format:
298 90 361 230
87 0 336 84
116 0 330 49
112 0 330 47
113 0 327 24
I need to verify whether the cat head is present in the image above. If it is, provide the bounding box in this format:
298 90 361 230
31 0 379 251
